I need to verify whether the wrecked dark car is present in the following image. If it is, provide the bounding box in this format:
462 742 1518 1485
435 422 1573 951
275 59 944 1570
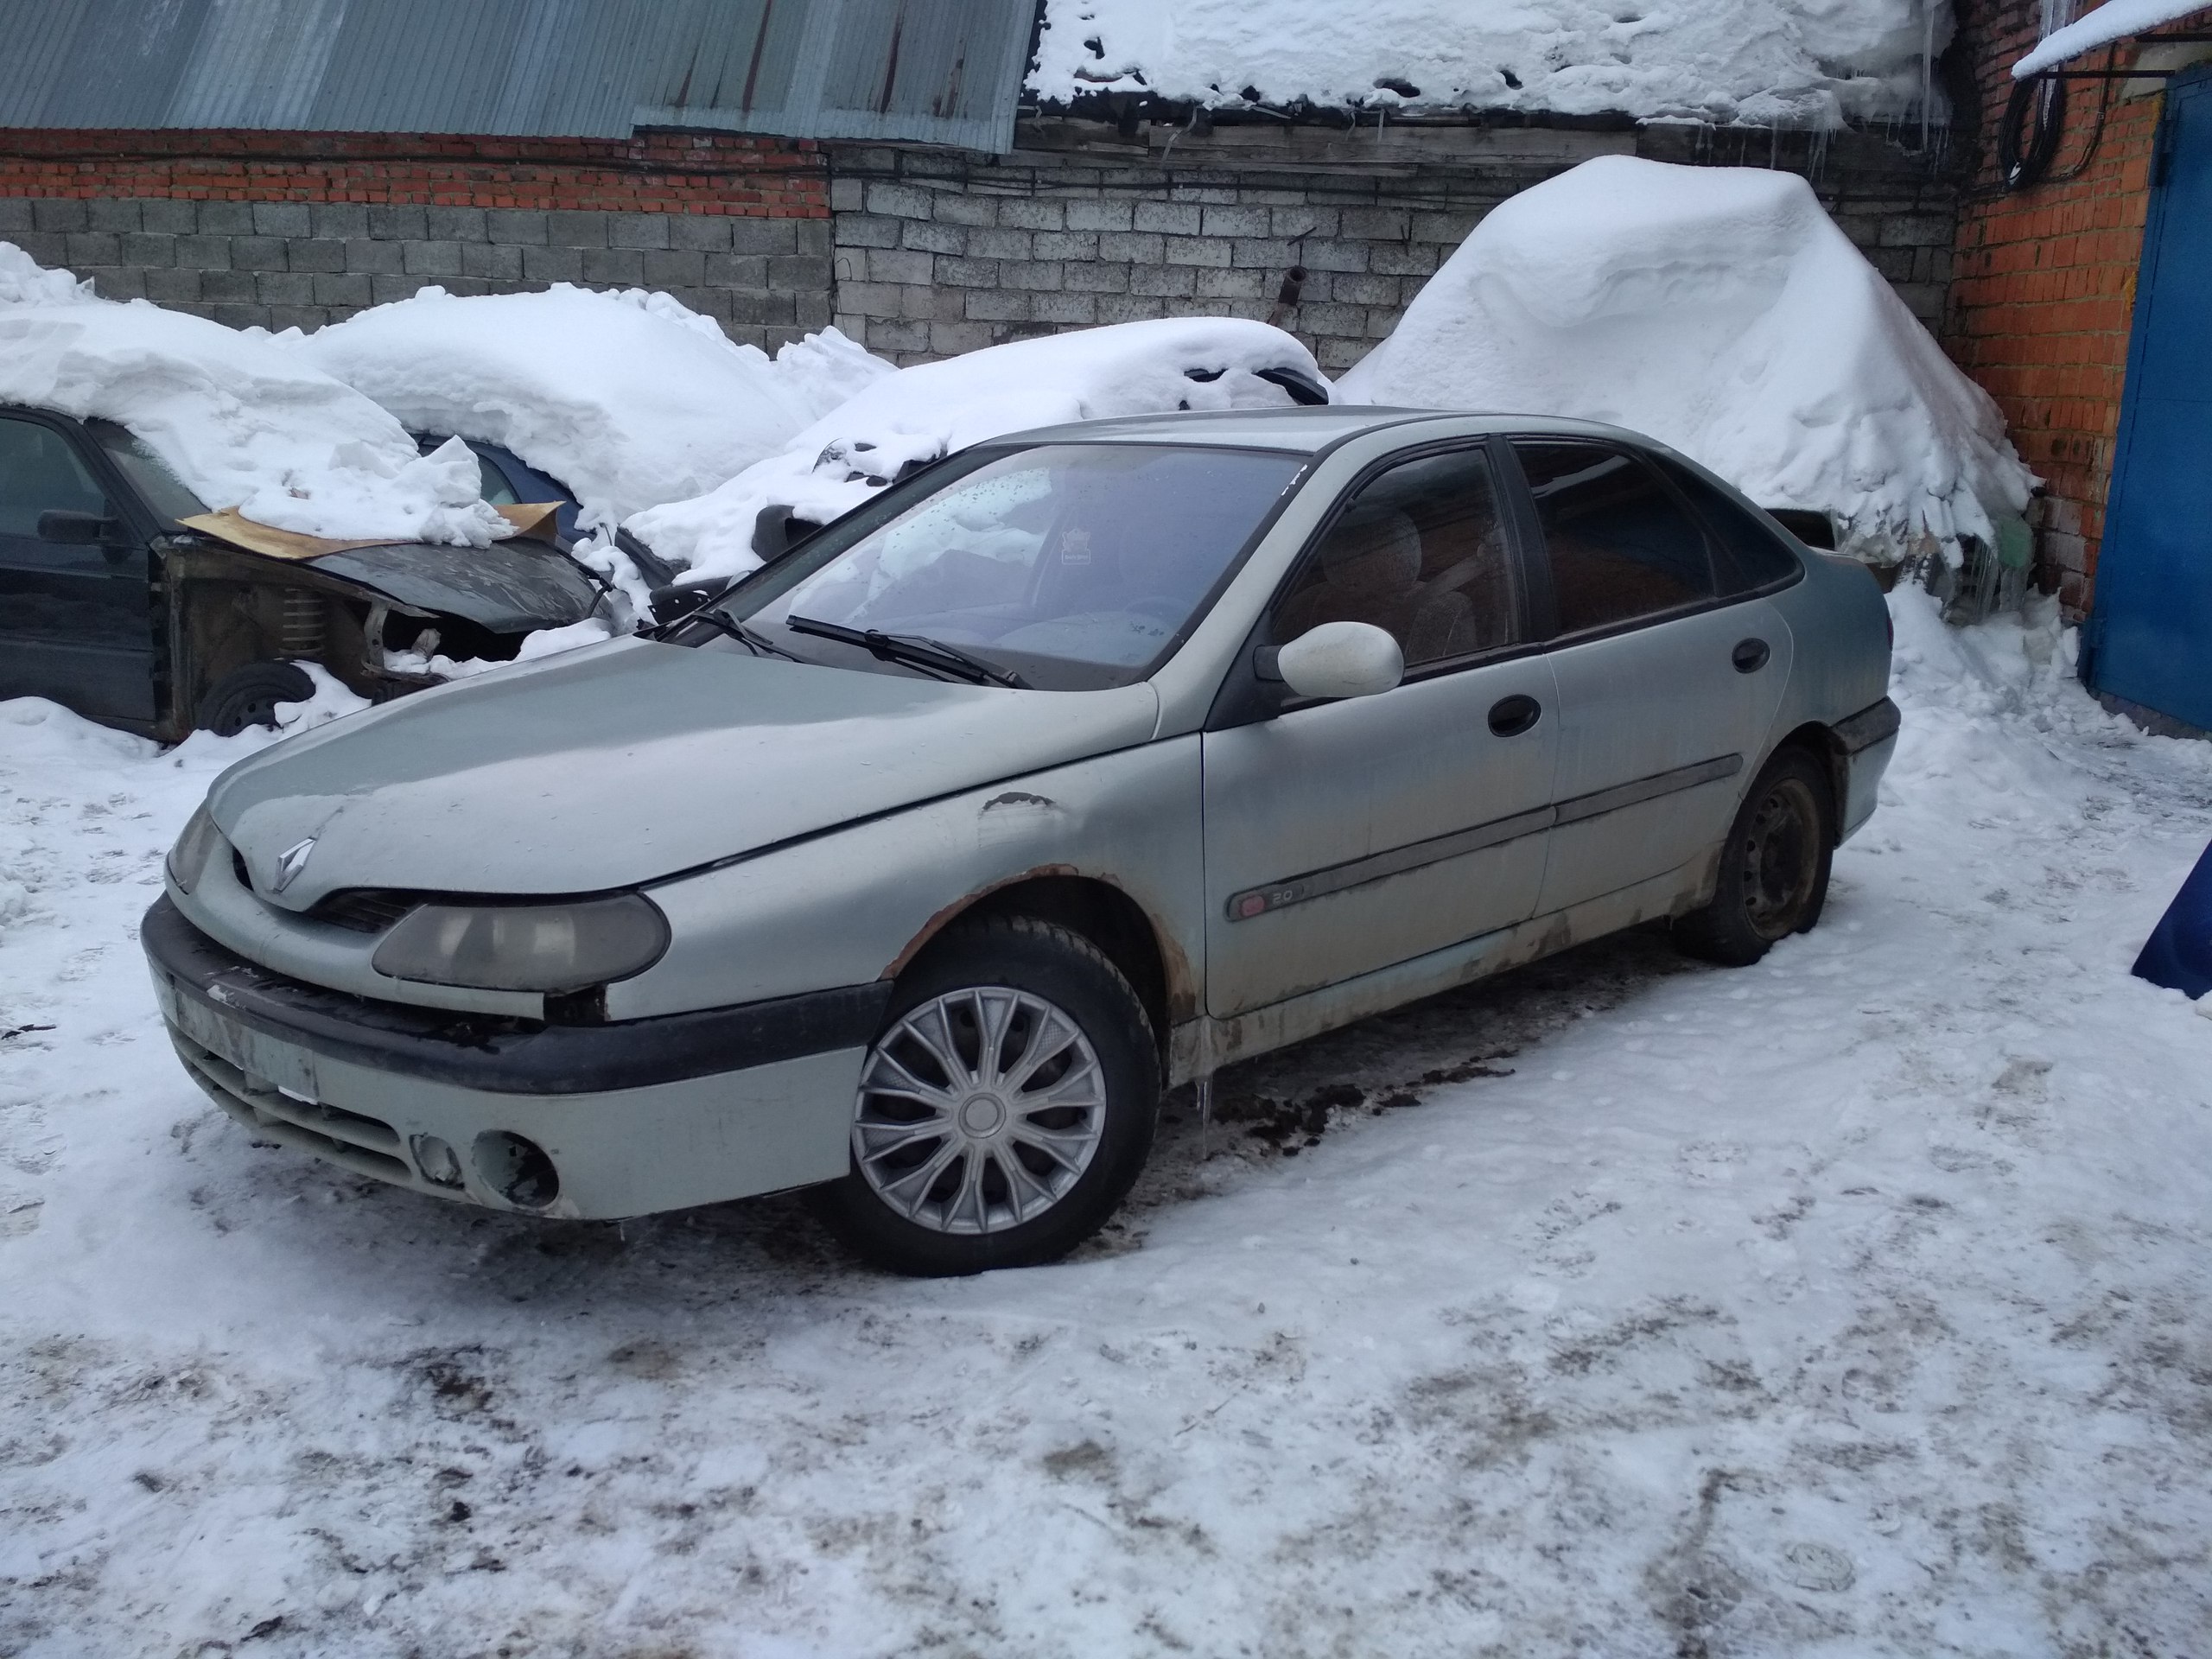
1 406 605 738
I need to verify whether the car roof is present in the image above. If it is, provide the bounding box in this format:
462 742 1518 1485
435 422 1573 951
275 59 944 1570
997 405 1662 455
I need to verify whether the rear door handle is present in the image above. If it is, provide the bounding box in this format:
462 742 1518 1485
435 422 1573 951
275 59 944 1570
1488 694 1542 736
1732 638 1770 674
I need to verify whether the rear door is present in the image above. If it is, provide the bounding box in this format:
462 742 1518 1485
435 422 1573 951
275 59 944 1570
1507 439 1791 917
1202 440 1560 1015
0 413 156 724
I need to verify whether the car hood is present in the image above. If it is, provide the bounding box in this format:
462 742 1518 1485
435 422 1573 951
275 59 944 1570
205 638 1161 906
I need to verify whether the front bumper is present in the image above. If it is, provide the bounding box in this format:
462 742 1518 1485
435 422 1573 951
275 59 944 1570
143 897 887 1219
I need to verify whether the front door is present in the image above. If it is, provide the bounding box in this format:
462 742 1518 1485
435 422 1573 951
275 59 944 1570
1507 440 1790 915
1203 442 1559 1016
2088 64 2212 733
0 414 156 724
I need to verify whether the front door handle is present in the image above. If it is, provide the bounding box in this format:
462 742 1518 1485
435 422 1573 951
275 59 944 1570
1732 638 1771 674
1488 694 1542 737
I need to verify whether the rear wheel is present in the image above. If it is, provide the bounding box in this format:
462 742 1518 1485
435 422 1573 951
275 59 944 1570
1673 747 1834 967
811 916 1159 1276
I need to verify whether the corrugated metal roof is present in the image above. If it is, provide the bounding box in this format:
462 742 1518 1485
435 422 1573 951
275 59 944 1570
0 0 1038 150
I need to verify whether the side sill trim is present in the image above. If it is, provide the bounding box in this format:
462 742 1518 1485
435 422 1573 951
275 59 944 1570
1226 752 1743 920
143 896 891 1096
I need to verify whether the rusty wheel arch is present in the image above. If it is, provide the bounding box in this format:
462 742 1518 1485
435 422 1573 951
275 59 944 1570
885 870 1192 1067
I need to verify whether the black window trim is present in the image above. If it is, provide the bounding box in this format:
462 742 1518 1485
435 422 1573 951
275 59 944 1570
1498 435 1806 654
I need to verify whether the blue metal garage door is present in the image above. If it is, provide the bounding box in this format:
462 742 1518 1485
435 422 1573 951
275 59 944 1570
2089 64 2212 734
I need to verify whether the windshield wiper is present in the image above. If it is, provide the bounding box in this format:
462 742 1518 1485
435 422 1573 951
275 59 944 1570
687 607 804 662
783 614 1028 689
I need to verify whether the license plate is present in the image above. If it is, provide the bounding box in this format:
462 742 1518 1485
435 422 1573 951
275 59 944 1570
162 975 321 1103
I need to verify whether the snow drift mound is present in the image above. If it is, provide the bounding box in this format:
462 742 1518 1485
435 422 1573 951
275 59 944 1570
0 244 506 546
1033 0 1946 127
629 316 1329 582
1337 157 2034 564
290 284 892 528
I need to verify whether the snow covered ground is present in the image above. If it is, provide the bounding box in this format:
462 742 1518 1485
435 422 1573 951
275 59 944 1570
3 589 2211 1656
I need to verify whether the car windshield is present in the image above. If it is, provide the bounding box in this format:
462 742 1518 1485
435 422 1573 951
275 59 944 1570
725 442 1306 691
86 421 208 524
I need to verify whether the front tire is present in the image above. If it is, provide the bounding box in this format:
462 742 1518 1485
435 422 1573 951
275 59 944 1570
196 660 315 736
811 916 1159 1276
1673 747 1834 968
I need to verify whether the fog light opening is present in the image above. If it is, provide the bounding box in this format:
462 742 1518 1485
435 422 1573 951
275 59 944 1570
410 1134 464 1189
474 1131 560 1210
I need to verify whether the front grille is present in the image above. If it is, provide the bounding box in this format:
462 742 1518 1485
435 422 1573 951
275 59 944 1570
309 888 425 933
169 1029 460 1199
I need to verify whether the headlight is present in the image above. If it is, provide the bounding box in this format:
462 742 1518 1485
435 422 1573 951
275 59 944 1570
167 803 226 895
370 893 670 993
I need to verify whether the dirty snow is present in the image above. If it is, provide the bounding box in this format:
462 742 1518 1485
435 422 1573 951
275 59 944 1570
2015 0 2210 75
628 316 1328 582
290 285 891 529
0 245 507 547
1338 157 2037 564
3 585 2210 1655
1031 0 1951 126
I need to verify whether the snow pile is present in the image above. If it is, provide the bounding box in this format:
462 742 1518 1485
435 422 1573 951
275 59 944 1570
2016 0 2209 75
290 284 891 528
629 316 1326 581
1338 157 2035 563
1032 0 1949 126
0 245 508 546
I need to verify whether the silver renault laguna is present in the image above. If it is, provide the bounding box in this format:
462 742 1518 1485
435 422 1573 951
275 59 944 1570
147 407 1898 1274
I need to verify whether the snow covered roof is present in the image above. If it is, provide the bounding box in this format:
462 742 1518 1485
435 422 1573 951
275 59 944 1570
2014 0 2210 76
628 317 1328 582
289 285 891 531
0 245 506 546
1337 156 2035 562
1030 0 1952 126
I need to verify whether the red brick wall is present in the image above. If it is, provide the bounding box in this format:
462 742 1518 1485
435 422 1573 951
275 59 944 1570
0 129 828 218
1943 2 2193 613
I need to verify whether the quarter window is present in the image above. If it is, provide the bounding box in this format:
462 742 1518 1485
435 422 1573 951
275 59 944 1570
1271 445 1518 670
1512 441 1715 636
1654 456 1803 594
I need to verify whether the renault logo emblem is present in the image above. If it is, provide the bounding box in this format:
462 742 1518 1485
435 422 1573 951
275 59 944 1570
271 837 316 893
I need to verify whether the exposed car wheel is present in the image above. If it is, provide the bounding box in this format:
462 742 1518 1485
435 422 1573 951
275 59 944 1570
197 661 315 737
1673 747 1834 968
813 915 1159 1276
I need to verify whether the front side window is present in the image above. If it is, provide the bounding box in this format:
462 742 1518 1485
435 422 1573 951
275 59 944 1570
1270 444 1519 670
1513 441 1716 636
734 442 1304 690
86 422 206 525
0 416 109 537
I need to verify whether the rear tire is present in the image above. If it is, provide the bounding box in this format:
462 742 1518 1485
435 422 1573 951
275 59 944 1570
1673 747 1834 968
810 915 1159 1276
197 660 314 737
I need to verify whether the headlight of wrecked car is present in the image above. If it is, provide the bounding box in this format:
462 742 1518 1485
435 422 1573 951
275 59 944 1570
371 894 671 993
166 803 226 895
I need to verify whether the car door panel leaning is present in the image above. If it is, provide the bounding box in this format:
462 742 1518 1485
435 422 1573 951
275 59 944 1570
145 408 1897 1269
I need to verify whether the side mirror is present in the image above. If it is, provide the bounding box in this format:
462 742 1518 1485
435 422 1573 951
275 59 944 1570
1269 621 1403 702
38 509 122 546
646 576 735 627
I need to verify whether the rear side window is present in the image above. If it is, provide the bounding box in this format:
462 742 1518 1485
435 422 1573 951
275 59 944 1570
1512 441 1715 636
1656 457 1803 594
1271 444 1519 670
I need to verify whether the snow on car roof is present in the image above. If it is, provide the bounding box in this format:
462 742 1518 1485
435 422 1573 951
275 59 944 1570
627 316 1332 582
1031 0 1948 126
1337 156 2037 563
288 284 893 531
0 243 508 547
